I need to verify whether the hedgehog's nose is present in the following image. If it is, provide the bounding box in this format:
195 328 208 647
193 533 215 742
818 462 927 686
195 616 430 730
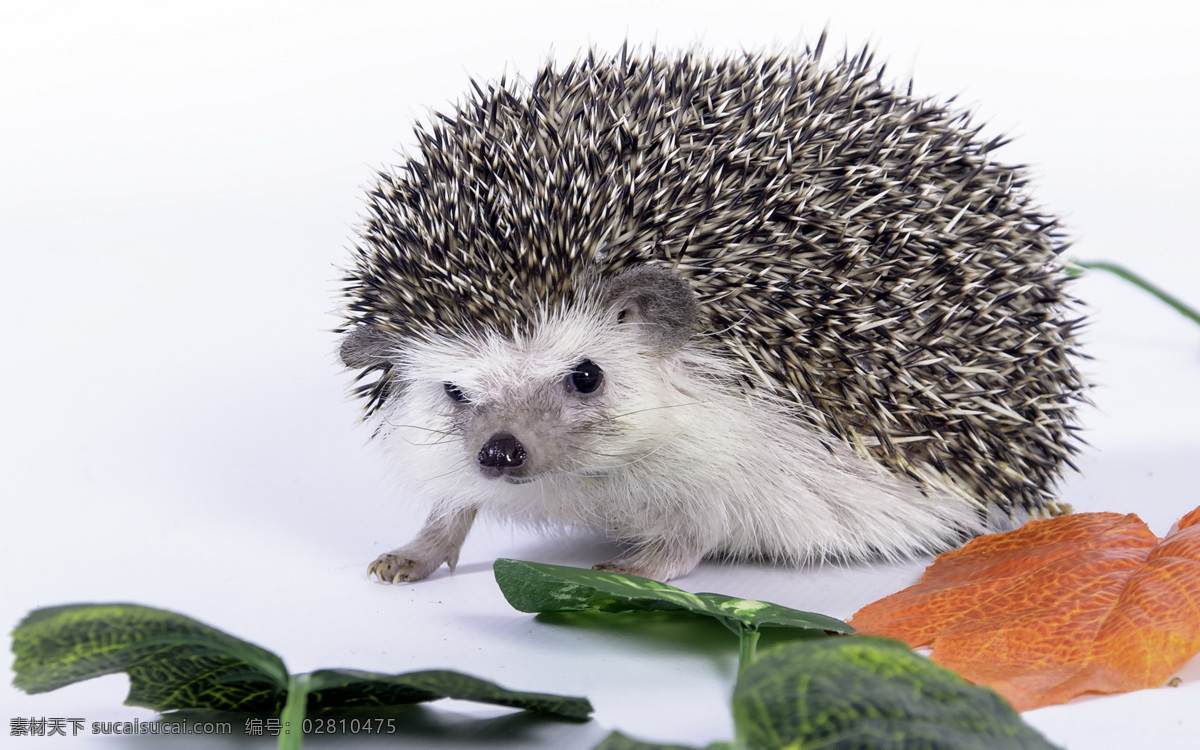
478 433 527 469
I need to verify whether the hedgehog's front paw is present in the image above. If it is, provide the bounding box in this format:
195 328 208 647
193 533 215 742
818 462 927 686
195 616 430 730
367 552 444 584
592 559 657 578
368 507 477 585
593 543 705 582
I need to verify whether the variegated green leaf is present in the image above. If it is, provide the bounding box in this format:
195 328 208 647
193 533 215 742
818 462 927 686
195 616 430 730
733 638 1059 750
12 603 288 712
494 558 852 637
11 603 594 726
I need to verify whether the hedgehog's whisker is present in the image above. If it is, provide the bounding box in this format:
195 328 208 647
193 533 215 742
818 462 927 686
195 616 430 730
382 420 459 438
403 434 463 448
585 400 709 426
412 457 474 483
382 420 465 447
558 430 689 473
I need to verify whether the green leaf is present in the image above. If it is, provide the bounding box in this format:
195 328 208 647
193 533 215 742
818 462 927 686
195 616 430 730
494 558 853 638
732 637 1060 750
11 602 594 727
11 603 289 712
304 668 592 720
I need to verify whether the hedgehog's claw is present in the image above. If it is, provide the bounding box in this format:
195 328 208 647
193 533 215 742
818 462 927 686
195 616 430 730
368 553 441 584
368 505 477 585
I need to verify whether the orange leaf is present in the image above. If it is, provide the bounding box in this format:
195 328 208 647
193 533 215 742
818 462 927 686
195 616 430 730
850 508 1200 711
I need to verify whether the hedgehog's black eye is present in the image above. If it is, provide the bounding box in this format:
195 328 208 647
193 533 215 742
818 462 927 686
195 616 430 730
567 360 604 394
443 383 468 403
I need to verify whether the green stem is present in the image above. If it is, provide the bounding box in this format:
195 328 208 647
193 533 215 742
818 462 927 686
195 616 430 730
1071 260 1200 328
278 673 310 750
738 628 761 675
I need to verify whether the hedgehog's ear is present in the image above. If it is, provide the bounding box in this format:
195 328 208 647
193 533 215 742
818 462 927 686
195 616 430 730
339 325 402 369
600 265 700 353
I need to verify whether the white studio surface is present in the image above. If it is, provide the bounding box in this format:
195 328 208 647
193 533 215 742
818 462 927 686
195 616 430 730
2 1 1199 748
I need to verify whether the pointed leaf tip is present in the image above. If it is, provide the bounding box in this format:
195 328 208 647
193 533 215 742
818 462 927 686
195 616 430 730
305 668 593 720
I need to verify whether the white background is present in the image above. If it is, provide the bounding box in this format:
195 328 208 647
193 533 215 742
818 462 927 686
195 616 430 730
3 1 1199 747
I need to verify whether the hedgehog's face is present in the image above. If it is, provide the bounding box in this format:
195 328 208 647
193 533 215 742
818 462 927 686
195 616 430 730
444 358 607 483
395 320 627 485
340 265 701 493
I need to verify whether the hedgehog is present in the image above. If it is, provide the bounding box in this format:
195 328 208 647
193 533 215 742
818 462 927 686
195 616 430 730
338 39 1086 584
